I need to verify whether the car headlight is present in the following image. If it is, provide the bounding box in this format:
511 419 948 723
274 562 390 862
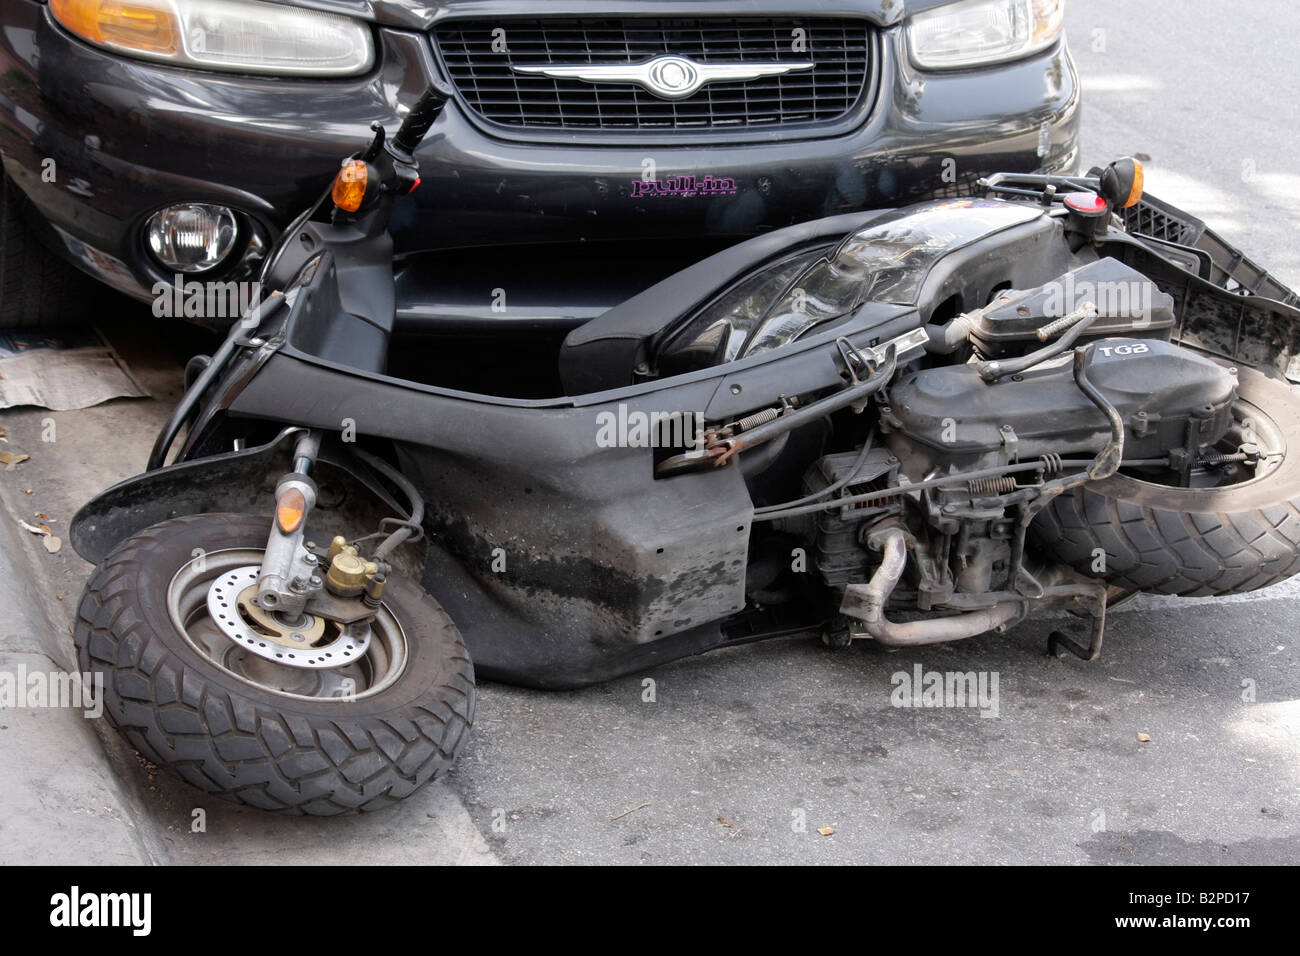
907 0 1065 70
50 0 373 76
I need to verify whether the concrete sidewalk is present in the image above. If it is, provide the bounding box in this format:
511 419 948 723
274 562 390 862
0 507 157 864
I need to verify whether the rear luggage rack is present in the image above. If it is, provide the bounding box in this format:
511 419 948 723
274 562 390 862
1122 194 1300 308
979 170 1300 309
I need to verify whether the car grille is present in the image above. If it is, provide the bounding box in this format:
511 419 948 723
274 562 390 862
434 17 874 132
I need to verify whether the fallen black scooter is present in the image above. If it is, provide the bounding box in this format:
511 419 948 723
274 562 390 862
70 87 1300 813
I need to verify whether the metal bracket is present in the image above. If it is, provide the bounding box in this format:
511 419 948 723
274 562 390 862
1046 582 1108 661
835 337 873 384
1000 424 1019 462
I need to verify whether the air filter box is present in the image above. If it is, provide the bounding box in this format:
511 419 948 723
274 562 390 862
970 258 1175 358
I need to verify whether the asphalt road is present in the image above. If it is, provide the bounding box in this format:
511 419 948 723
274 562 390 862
1071 0 1300 289
455 0 1300 865
1 0 1297 865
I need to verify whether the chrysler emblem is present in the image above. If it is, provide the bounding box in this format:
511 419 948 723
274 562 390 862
513 54 813 100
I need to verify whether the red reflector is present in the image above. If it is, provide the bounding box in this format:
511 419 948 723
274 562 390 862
1064 192 1107 213
408 177 421 194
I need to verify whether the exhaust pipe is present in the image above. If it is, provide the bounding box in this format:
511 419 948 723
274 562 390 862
840 527 1021 647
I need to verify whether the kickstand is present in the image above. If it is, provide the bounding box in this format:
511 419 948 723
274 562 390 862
1047 584 1107 661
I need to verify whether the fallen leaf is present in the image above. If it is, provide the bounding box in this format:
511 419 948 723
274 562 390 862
1136 732 1151 743
716 816 734 828
17 519 48 536
43 535 62 554
21 489 32 495
728 825 747 839
817 826 836 836
0 451 29 471
0 426 6 440
35 512 51 521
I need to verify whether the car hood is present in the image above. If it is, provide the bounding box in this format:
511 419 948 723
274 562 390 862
271 1 907 31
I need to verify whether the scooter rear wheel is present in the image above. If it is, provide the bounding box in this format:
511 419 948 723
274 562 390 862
1035 364 1300 596
73 513 475 814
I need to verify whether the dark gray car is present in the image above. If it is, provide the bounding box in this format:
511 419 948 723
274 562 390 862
0 0 1079 329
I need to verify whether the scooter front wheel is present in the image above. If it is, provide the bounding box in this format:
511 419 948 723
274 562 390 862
73 513 475 815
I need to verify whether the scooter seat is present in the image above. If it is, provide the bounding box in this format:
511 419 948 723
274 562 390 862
557 211 884 395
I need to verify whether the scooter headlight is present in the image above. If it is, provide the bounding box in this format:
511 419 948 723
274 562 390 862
907 0 1065 70
145 203 239 274
50 0 373 76
657 201 1046 376
659 224 941 373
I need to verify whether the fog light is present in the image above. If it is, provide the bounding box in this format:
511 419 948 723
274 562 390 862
145 203 238 273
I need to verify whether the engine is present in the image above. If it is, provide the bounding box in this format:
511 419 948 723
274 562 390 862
798 335 1240 601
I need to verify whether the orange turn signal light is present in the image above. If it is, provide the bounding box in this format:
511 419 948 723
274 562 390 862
1122 159 1145 209
51 0 179 55
275 487 307 534
331 160 369 212
1097 157 1145 212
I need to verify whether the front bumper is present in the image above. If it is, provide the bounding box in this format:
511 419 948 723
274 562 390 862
0 0 1079 308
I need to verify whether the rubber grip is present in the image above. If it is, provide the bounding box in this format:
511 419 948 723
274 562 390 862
392 88 448 155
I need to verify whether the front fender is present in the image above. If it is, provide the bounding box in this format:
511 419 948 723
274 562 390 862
70 429 402 565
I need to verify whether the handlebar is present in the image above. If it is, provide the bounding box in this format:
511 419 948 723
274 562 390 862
391 86 450 158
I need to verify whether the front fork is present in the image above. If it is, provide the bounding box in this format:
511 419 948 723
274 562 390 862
256 430 324 620
253 428 408 643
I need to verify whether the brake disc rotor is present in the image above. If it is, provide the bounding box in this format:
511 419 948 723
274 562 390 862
206 565 371 670
237 584 327 648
